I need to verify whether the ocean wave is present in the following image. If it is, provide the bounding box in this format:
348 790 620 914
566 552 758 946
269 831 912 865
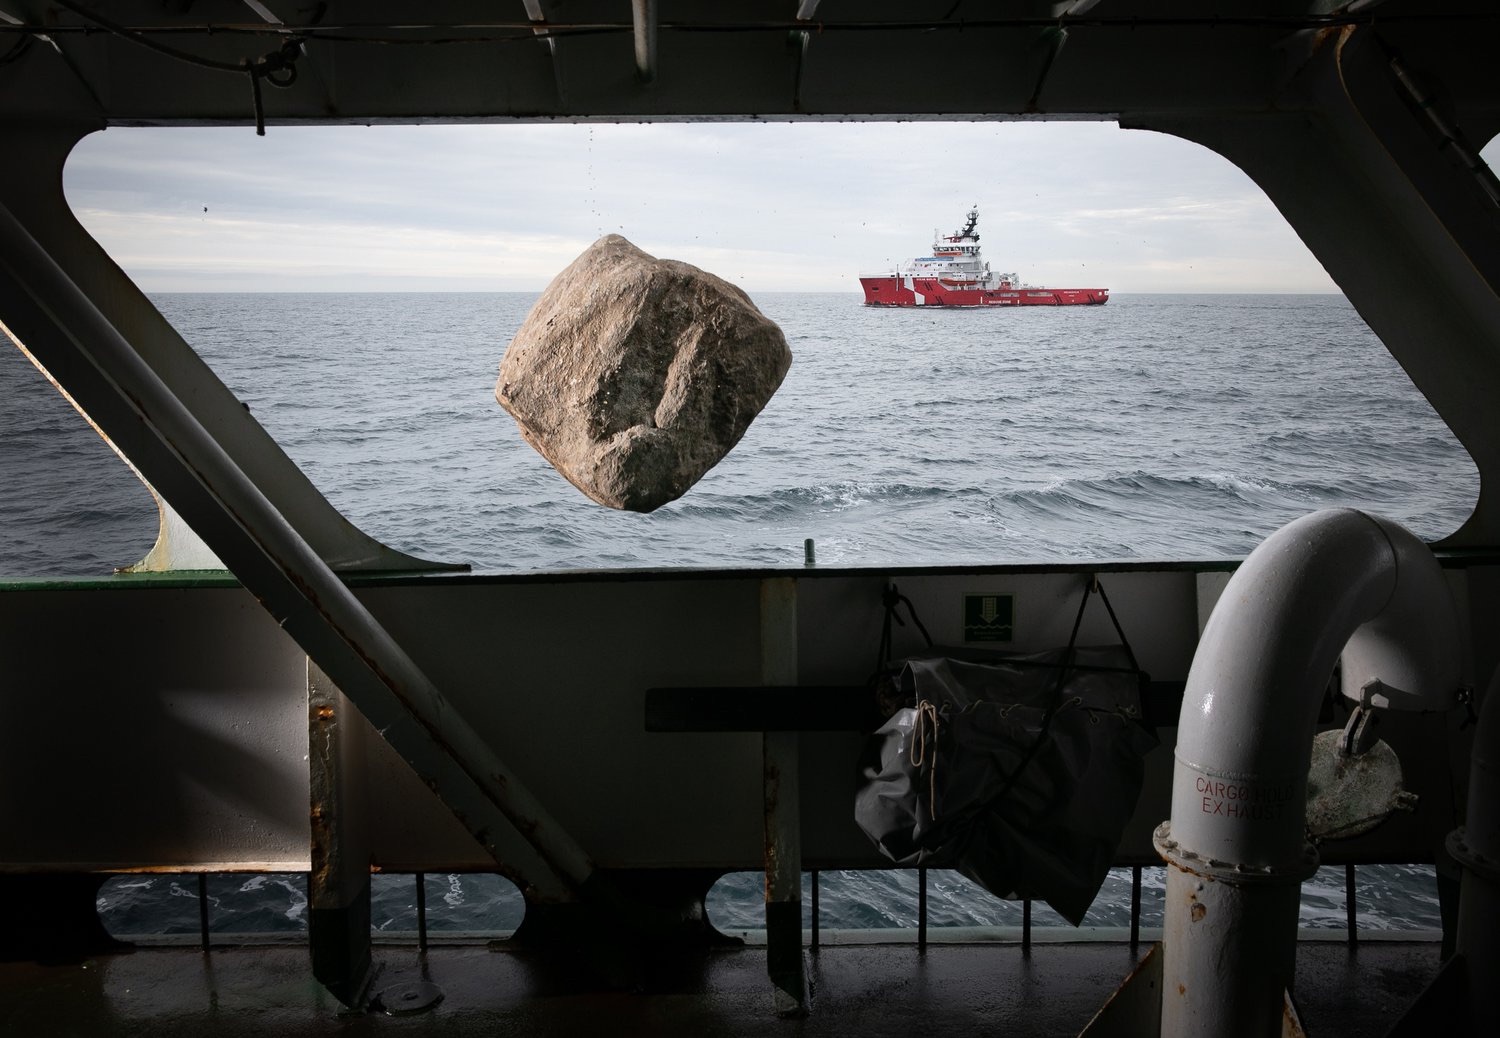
672 481 955 520
6 290 1480 577
997 470 1286 511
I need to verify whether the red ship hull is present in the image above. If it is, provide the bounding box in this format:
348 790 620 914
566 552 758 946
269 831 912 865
859 275 1109 307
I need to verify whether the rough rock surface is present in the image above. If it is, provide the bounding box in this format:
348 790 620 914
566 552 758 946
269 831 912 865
495 235 793 512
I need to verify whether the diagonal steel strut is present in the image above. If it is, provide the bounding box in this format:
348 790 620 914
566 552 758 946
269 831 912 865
0 196 590 903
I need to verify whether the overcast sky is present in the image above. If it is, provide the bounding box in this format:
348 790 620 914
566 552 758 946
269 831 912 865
60 121 1500 295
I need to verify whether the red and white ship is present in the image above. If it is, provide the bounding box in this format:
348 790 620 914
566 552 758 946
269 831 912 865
860 208 1109 307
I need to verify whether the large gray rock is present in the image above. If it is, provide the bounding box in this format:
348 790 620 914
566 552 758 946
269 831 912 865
495 235 793 512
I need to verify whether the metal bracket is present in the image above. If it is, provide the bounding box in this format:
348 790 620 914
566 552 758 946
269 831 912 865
1339 697 1381 757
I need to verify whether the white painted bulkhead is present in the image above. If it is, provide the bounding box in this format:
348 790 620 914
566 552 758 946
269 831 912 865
0 562 1482 888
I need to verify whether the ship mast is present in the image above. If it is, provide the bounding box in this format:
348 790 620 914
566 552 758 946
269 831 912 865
959 206 979 241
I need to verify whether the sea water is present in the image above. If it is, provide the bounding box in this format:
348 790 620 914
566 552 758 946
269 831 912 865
0 291 1469 935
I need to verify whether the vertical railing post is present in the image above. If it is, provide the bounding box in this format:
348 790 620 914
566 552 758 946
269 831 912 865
810 870 820 950
416 873 429 951
1131 865 1143 947
917 866 928 952
197 874 211 952
1345 864 1358 947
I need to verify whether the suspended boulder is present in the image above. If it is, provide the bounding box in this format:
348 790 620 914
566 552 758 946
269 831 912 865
495 235 792 513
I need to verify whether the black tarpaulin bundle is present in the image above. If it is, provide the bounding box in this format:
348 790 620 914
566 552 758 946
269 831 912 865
854 643 1158 926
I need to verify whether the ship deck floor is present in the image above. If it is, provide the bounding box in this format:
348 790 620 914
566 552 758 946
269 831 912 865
0 935 1442 1037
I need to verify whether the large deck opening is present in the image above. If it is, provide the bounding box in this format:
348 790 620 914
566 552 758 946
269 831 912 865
2 121 1483 579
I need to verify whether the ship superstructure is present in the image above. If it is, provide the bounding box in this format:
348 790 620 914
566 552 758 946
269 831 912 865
860 208 1108 306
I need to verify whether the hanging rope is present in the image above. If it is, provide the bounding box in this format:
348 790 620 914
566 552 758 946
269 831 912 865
911 699 942 819
1091 573 1140 672
50 0 302 135
952 573 1141 838
875 582 934 672
874 573 1144 832
246 39 302 135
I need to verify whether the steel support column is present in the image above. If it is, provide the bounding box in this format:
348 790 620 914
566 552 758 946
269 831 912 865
1451 674 1500 1033
1391 667 1500 1033
761 577 806 1017
307 661 374 1008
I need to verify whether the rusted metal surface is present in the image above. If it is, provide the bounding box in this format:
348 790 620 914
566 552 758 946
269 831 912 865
1078 943 1162 1037
762 739 799 909
1155 509 1458 1037
307 663 367 903
1154 823 1319 1036
760 577 806 1016
1160 857 1304 1038
1282 991 1308 1038
1304 728 1415 842
307 662 374 1007
1153 823 1319 884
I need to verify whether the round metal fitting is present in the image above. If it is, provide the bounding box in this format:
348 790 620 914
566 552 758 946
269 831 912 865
375 980 444 1016
1447 827 1500 882
1305 730 1414 842
1153 821 1319 883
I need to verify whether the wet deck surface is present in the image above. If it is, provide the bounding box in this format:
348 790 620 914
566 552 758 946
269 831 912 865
0 938 1441 1036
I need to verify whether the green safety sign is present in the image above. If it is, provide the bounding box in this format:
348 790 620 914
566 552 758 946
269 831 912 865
963 593 1014 642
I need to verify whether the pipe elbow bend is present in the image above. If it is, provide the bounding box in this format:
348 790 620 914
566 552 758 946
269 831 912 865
1341 512 1461 711
1172 509 1459 866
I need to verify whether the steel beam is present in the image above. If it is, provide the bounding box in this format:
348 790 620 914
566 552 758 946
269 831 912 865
521 0 566 104
0 175 590 904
